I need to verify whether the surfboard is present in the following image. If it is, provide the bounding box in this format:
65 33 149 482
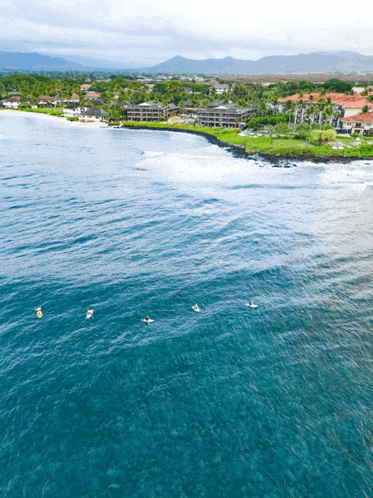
246 304 258 308
193 307 200 312
141 319 154 323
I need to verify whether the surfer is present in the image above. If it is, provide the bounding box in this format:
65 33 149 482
142 315 153 324
247 301 258 308
192 304 200 312
86 309 94 319
35 306 43 319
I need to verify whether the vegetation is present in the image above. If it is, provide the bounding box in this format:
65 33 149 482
120 121 373 158
2 73 373 160
311 129 337 144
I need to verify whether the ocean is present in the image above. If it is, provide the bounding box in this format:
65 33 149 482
1 113 373 497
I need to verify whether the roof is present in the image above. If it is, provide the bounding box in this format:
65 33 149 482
341 112 373 122
3 96 22 102
80 84 92 89
201 104 253 114
207 100 225 108
37 95 54 101
84 92 100 99
82 107 108 117
278 92 373 109
211 84 229 89
130 101 166 109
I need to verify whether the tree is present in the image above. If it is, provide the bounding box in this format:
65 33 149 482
275 122 289 135
323 79 352 93
324 105 334 127
361 105 369 114
285 100 294 128
311 129 337 144
305 105 316 143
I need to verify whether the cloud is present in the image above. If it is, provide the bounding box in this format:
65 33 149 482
0 0 372 66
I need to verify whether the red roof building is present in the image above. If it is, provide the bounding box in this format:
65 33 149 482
80 84 92 90
278 92 373 118
340 112 373 134
84 92 100 100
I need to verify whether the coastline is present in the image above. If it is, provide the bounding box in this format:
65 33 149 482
121 123 373 164
0 108 105 128
2 109 373 162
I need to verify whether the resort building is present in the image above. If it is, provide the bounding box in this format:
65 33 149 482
198 103 255 128
80 84 92 91
340 113 373 135
126 101 179 122
278 92 373 126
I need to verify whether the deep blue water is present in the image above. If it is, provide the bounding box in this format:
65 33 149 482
1 113 373 497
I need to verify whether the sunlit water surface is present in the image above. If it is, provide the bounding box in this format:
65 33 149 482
1 114 373 497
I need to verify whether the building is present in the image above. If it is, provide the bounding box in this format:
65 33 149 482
341 113 373 135
180 100 202 115
126 101 178 122
278 92 373 125
84 92 101 100
37 95 57 106
209 84 230 95
198 103 255 128
2 96 23 109
63 104 86 118
80 84 92 91
80 107 108 121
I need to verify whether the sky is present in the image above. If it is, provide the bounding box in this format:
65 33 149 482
0 0 372 67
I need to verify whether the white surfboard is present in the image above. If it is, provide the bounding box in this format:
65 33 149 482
192 307 200 312
141 318 154 323
246 303 258 308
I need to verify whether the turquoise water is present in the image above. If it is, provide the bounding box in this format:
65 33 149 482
1 114 373 497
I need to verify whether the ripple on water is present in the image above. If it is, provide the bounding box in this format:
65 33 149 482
1 117 373 497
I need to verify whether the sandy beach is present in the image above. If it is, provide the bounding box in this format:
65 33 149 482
0 109 107 128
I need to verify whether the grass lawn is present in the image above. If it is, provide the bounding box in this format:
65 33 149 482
120 121 373 158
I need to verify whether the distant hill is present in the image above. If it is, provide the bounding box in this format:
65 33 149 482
0 52 88 70
145 52 373 74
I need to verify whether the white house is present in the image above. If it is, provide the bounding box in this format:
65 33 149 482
63 104 87 118
209 84 230 95
2 96 22 109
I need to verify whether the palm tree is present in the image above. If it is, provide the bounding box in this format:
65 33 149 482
361 105 369 114
324 105 334 127
316 98 326 128
305 105 316 143
285 100 295 129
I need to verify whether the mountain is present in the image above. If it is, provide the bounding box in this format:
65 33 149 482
0 52 88 70
145 52 373 74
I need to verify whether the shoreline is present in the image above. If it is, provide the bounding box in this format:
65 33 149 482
2 109 373 163
121 124 373 164
0 108 104 128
